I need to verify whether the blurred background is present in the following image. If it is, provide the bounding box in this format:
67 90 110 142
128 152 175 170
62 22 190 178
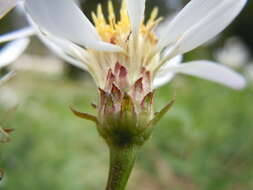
0 0 253 189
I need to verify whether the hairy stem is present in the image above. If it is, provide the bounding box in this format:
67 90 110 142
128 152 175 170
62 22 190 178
105 145 138 190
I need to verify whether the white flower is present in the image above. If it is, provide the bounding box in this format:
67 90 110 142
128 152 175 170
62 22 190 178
0 0 247 90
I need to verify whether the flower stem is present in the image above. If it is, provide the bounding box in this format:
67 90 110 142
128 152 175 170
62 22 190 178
105 145 138 190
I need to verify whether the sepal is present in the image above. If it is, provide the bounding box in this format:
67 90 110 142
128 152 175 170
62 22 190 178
70 106 98 124
148 96 176 129
0 127 13 143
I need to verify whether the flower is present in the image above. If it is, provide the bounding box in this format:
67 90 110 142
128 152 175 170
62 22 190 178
0 0 247 89
0 0 248 142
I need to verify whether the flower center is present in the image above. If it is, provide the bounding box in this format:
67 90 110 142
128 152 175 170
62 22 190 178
92 0 160 46
83 0 163 90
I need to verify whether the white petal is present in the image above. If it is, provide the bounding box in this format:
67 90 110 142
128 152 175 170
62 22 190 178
165 60 246 90
26 16 88 70
155 14 175 38
153 55 182 88
0 71 15 85
0 38 30 68
126 0 146 35
25 0 122 52
176 0 247 54
0 27 35 43
0 0 18 19
38 33 87 71
158 0 247 53
158 0 221 48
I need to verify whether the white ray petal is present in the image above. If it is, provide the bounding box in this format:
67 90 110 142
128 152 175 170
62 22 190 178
0 71 16 85
25 0 122 52
164 60 246 90
0 0 19 19
38 33 87 71
153 55 182 88
26 16 88 70
175 0 247 55
126 0 146 35
0 27 35 43
157 0 247 53
0 38 30 68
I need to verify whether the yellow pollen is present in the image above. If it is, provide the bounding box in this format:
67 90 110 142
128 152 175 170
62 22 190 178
92 0 161 46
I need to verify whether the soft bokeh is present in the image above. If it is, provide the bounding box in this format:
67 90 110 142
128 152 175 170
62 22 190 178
0 0 253 189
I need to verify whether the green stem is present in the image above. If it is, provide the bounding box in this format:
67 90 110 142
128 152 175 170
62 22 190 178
105 145 138 190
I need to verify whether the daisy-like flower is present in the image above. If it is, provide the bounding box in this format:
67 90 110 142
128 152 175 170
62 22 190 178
0 0 248 189
0 0 246 90
21 0 246 133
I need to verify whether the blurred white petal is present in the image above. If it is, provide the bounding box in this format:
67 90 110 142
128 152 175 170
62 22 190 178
126 0 146 35
176 0 247 55
0 27 35 43
157 0 247 54
25 0 122 52
0 0 18 19
26 17 88 70
244 64 253 82
158 0 221 48
153 55 182 88
0 38 30 68
164 60 246 90
38 33 87 71
155 14 175 38
0 71 16 86
214 37 250 68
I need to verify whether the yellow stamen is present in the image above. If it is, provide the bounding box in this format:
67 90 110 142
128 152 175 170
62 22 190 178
108 1 116 27
92 0 161 46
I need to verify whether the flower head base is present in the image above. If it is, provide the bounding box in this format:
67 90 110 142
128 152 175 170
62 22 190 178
97 63 155 146
72 61 175 147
